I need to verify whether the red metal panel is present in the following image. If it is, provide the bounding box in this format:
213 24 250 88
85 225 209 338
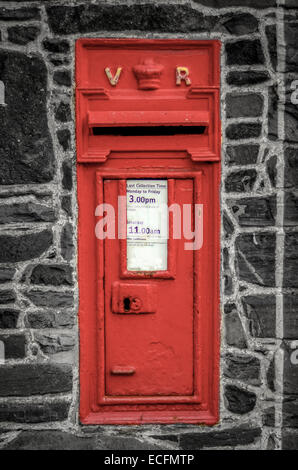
77 39 220 425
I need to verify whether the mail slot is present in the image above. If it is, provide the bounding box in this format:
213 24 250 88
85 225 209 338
77 39 220 425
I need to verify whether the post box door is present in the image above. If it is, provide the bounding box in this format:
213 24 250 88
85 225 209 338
104 178 195 399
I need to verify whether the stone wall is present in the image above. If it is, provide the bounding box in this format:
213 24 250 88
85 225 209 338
0 0 296 450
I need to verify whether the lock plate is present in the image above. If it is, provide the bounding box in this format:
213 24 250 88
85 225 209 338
112 282 157 314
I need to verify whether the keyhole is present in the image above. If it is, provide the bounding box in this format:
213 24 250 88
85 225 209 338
123 297 131 311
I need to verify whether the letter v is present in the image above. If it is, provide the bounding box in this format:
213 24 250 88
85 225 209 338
105 67 122 86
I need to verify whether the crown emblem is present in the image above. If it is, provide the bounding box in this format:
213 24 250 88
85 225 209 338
133 58 164 90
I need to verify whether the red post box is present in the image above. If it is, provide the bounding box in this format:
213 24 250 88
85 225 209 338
76 39 220 425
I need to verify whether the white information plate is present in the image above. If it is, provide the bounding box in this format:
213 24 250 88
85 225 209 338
126 180 168 271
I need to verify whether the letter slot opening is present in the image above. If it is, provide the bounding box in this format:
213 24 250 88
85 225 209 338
92 126 207 137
